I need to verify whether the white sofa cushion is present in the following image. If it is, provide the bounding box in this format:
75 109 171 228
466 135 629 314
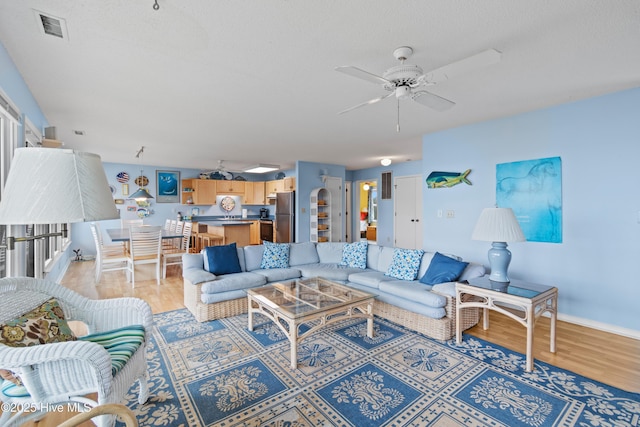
200 272 266 294
347 271 394 289
289 242 320 266
378 281 447 308
251 268 301 282
297 263 365 281
316 242 347 263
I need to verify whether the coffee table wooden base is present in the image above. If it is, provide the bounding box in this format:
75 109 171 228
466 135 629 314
248 294 374 369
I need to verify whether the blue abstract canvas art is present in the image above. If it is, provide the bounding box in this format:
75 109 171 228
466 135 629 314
496 156 562 243
156 170 180 203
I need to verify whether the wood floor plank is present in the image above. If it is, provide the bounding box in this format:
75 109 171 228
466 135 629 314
10 260 640 426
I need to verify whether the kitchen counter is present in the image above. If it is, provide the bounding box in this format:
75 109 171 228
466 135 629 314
199 221 251 247
199 220 253 226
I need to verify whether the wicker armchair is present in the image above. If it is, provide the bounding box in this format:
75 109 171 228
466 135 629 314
0 277 153 427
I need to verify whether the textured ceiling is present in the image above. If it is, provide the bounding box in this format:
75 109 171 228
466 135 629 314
0 0 639 172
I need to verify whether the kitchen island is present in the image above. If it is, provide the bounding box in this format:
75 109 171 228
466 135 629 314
199 220 252 247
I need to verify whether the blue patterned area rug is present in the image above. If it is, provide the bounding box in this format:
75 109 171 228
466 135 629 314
118 309 640 426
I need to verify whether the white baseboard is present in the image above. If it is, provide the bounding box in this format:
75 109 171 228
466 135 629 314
556 312 640 340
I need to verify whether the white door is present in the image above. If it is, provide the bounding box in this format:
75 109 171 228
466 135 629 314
394 175 423 249
325 177 343 242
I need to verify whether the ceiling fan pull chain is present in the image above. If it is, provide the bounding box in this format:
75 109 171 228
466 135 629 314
153 0 159 10
396 98 401 133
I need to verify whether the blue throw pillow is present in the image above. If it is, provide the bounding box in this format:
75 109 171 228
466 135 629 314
385 248 425 281
420 252 469 285
260 241 290 269
340 241 368 269
204 243 242 275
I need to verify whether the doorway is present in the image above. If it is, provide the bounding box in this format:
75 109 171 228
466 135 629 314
357 180 378 243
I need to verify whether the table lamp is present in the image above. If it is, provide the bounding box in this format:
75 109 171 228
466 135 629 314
471 207 525 283
0 148 118 272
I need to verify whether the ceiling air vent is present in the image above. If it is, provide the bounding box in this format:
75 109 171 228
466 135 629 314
33 10 68 40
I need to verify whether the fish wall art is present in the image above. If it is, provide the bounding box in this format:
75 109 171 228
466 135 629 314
426 169 472 188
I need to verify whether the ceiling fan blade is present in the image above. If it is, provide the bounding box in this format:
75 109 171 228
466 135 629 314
412 90 456 112
338 92 394 115
335 66 391 85
424 48 502 83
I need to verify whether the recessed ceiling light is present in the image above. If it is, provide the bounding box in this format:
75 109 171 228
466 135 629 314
244 164 279 173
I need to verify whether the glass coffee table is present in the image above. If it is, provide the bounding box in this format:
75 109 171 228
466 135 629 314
247 277 376 369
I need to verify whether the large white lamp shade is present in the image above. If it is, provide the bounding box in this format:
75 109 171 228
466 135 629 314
0 148 118 224
471 207 525 283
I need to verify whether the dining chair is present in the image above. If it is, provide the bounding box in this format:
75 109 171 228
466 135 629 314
126 225 162 287
162 222 192 278
90 223 129 283
122 219 144 228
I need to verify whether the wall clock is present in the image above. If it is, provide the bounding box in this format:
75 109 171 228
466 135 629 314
220 196 236 212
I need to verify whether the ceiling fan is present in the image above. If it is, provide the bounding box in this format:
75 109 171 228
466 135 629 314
335 46 501 131
201 160 233 180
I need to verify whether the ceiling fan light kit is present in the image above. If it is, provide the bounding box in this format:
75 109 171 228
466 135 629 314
335 46 502 130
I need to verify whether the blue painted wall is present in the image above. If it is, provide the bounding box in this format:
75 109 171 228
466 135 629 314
0 42 48 131
422 87 640 334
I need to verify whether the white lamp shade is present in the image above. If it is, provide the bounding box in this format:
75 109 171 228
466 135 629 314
0 148 119 224
471 207 526 243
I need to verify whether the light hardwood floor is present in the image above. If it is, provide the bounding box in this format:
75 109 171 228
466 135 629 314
14 260 640 425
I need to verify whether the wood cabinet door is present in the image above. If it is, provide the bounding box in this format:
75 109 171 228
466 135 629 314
243 182 265 204
266 180 285 193
283 177 296 191
193 180 217 204
216 180 245 194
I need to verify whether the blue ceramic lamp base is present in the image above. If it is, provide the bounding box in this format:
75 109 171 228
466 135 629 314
487 241 512 283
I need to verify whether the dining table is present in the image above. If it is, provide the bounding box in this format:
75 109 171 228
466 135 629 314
106 228 184 242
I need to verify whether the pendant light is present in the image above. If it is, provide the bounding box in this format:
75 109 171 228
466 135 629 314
130 146 154 201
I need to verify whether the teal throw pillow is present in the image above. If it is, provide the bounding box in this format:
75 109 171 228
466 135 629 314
420 252 469 285
204 243 242 275
340 241 368 269
260 241 290 269
385 248 425 281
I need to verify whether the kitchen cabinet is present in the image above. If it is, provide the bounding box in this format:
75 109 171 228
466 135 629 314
181 178 195 204
266 177 296 194
266 179 285 194
283 177 295 191
249 220 261 244
244 182 266 205
182 179 217 205
216 180 245 194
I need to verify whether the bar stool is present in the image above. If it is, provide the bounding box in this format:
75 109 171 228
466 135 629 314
198 233 224 251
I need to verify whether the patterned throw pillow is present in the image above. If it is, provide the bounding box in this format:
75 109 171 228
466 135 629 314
386 248 425 281
340 241 368 269
260 241 291 269
0 297 77 385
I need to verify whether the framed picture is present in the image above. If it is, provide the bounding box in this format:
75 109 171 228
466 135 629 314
156 170 180 203
122 183 129 196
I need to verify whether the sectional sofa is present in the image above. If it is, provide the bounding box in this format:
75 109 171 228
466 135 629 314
182 241 484 340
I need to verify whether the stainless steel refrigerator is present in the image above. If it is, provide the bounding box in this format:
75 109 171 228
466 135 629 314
275 191 295 243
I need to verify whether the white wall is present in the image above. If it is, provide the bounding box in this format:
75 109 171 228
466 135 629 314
422 87 640 335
